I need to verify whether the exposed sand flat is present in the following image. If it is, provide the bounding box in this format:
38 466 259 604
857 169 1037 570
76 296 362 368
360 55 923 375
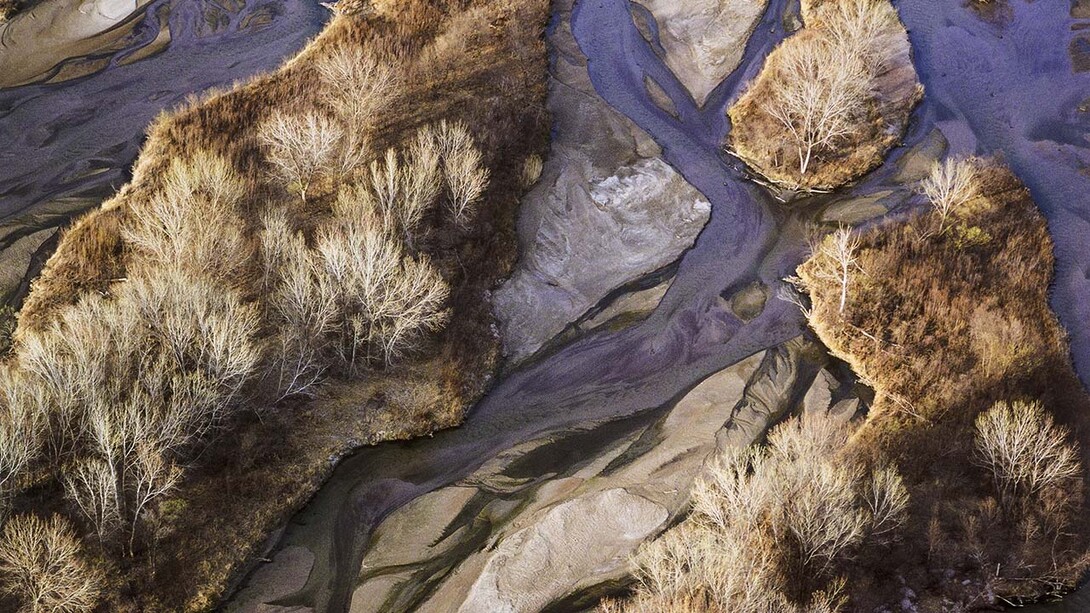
0 0 152 86
633 0 768 106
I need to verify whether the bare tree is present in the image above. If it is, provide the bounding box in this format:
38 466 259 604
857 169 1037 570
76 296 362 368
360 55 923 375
262 218 337 399
259 113 341 203
364 132 444 242
920 158 977 234
401 127 443 238
862 465 909 537
436 121 490 224
0 367 46 512
0 514 101 613
314 213 450 369
622 411 905 612
762 38 871 179
974 400 1081 511
127 444 180 550
820 0 900 70
122 152 250 281
809 226 862 314
316 46 397 177
62 459 120 542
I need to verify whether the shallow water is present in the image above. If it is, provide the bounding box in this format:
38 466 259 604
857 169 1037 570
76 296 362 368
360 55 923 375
0 0 327 300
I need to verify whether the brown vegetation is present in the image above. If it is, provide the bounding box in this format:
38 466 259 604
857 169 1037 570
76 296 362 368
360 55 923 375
793 161 1090 607
601 411 907 612
727 0 922 190
0 0 550 610
0 515 101 613
0 0 19 23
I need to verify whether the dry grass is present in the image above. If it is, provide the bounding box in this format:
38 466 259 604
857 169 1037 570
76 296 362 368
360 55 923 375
1 0 550 610
727 0 922 190
605 411 907 612
794 161 1090 607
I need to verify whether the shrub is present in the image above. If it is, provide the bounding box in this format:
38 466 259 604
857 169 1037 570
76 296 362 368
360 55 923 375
0 1 19 23
0 514 101 613
974 400 1082 513
612 411 907 612
521 154 544 188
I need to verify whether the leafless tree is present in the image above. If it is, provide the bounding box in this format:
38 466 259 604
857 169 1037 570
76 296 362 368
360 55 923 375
809 226 862 314
314 213 450 369
401 127 443 238
316 46 398 177
127 444 180 549
821 0 900 70
0 514 101 613
261 216 337 399
920 157 977 234
259 112 341 203
763 38 870 179
0 367 46 512
623 410 904 612
974 400 1082 511
436 121 490 224
862 465 909 537
62 459 120 542
122 152 250 281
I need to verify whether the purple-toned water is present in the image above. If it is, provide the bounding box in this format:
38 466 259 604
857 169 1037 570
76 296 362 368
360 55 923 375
5 0 1084 610
897 0 1090 390
896 1 1090 608
0 0 327 300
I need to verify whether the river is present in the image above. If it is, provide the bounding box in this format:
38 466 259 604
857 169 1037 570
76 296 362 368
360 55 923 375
4 0 1089 610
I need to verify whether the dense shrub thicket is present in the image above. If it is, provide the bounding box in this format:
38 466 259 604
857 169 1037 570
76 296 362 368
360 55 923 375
793 160 1090 608
0 0 550 610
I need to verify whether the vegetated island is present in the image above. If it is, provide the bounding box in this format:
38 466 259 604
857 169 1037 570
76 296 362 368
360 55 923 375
0 0 548 610
601 159 1090 611
594 0 1090 608
726 0 922 191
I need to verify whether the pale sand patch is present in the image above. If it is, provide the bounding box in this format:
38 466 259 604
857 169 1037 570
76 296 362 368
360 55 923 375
0 0 152 86
633 0 768 106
